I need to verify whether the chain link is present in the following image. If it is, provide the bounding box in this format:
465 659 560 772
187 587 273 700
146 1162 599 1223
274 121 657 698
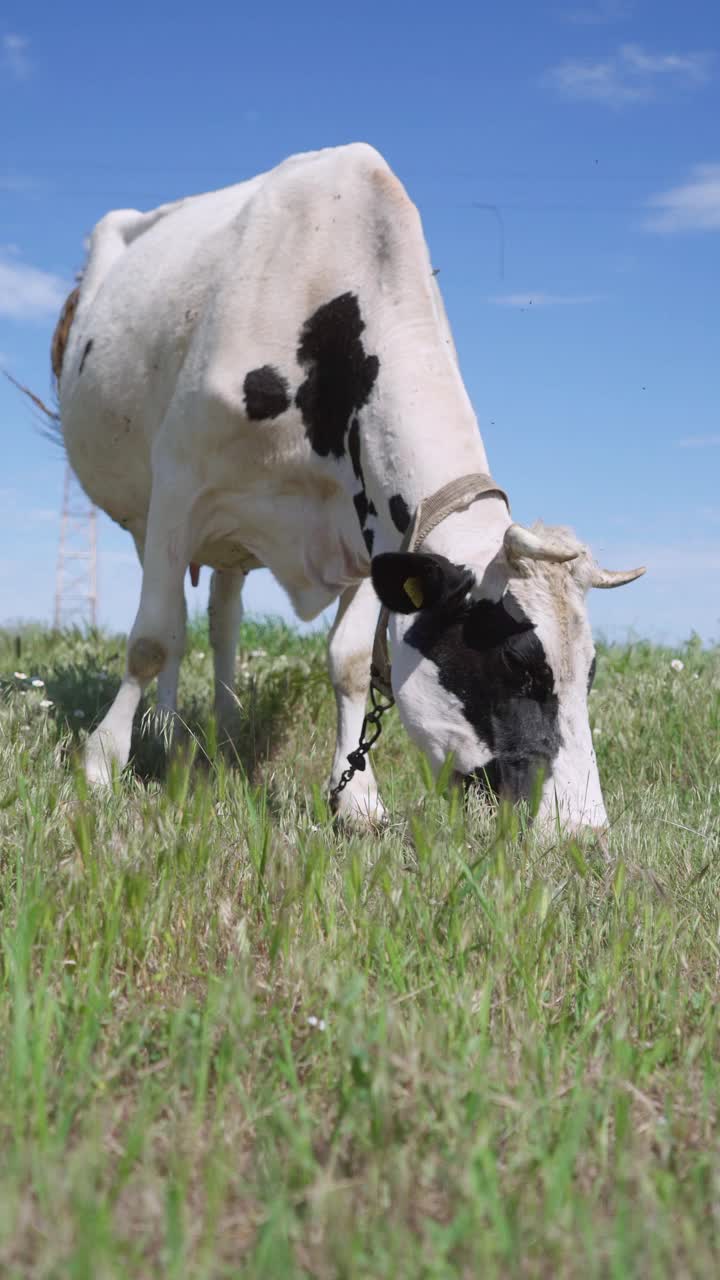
329 681 394 804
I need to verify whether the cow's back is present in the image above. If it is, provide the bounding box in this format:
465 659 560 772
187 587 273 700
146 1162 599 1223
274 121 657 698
59 143 408 527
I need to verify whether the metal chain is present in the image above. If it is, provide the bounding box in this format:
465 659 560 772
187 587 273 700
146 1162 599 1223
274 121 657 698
329 681 394 803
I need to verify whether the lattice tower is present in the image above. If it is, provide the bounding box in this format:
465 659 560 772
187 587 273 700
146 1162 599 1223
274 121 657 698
54 462 98 628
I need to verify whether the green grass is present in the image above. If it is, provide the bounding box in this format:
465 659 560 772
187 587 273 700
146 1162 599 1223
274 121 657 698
1 621 719 1278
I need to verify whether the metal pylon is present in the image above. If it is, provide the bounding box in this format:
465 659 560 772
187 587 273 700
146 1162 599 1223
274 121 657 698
54 463 98 629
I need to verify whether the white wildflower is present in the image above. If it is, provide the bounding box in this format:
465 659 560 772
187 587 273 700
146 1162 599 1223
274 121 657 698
307 1015 327 1031
31 677 45 688
670 659 684 672
39 699 54 709
14 671 27 680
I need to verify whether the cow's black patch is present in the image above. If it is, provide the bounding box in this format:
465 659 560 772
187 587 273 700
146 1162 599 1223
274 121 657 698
346 411 378 544
468 758 543 807
587 654 597 695
353 490 379 527
389 493 411 534
244 366 290 420
372 550 473 616
348 417 363 480
363 527 375 555
295 293 379 458
78 339 93 375
406 585 561 804
353 491 369 527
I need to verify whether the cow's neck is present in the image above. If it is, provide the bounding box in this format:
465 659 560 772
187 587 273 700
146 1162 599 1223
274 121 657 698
360 396 511 577
358 302 508 551
417 497 511 582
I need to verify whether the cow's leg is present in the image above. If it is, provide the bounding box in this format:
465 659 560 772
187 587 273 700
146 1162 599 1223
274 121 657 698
208 569 245 737
155 590 186 716
130 524 186 728
327 577 387 827
84 482 190 785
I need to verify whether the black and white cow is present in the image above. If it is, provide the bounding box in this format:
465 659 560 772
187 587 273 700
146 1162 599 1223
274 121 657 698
54 143 643 829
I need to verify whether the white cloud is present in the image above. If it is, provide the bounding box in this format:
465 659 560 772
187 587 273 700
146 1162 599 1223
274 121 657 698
627 544 720 578
0 174 34 193
0 493 62 532
101 549 140 567
489 292 600 308
620 45 711 79
588 539 720 643
645 164 720 233
544 44 713 106
2 33 31 81
590 539 720 579
676 434 720 448
0 247 67 320
562 1 633 25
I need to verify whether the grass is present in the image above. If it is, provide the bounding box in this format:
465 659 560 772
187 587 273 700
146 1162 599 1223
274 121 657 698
0 620 719 1278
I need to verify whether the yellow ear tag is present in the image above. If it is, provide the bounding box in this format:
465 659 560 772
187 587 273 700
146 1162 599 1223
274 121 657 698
403 576 424 608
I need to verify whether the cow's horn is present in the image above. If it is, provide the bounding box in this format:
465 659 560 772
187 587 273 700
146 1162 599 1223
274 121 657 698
589 564 646 589
504 523 581 564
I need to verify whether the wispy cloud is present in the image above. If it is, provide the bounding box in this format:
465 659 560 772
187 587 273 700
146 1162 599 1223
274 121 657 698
562 0 633 25
676 434 720 449
489 292 601 308
102 550 140 567
0 492 60 532
593 539 720 581
544 44 713 106
645 164 720 233
28 508 59 525
0 247 67 321
0 173 36 193
629 544 720 579
2 33 31 81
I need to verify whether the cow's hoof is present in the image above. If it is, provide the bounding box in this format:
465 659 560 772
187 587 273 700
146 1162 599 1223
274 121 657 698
84 730 126 786
330 788 389 833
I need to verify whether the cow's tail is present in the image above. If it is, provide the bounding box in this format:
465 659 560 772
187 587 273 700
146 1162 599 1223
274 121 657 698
3 278 82 447
3 369 63 447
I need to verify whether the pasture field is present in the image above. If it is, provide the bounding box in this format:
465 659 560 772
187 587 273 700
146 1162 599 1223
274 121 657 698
1 619 719 1278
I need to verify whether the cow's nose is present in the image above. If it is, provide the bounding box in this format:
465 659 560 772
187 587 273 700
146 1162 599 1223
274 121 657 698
464 757 549 810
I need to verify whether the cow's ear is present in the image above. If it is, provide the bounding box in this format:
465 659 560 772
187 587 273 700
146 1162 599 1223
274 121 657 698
371 552 473 615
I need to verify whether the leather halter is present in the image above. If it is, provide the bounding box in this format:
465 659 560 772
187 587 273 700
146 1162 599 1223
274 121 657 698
370 472 510 700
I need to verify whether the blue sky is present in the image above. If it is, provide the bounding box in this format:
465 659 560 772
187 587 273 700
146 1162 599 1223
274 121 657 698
1 0 718 644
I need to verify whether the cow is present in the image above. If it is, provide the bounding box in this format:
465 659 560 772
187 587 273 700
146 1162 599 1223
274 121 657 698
53 142 644 831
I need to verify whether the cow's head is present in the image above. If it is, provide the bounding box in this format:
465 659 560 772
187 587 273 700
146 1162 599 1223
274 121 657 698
371 522 644 831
